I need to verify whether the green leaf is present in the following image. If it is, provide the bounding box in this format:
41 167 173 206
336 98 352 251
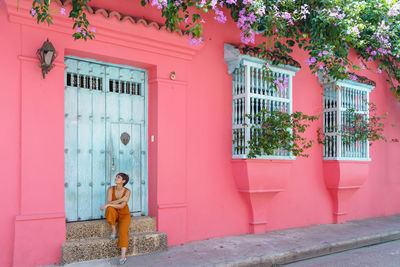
287 40 295 47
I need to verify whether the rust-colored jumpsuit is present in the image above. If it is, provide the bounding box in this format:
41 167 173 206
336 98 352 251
105 186 131 248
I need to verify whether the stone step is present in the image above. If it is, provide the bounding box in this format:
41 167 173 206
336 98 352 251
62 231 167 264
66 216 156 241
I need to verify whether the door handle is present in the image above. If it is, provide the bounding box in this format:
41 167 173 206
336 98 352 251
109 144 114 184
111 154 115 171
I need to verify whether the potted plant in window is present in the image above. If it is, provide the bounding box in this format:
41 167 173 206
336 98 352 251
232 109 318 233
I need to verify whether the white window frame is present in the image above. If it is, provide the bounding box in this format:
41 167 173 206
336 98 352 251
230 55 299 160
320 77 374 161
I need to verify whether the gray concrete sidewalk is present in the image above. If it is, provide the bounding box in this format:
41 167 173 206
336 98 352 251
62 214 400 267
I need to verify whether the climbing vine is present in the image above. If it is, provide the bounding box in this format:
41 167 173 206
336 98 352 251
317 102 388 146
236 110 318 158
29 0 400 100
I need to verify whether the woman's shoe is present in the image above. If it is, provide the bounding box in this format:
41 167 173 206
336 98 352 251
109 234 117 239
118 258 127 265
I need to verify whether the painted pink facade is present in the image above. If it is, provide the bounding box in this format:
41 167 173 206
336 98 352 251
1 0 400 266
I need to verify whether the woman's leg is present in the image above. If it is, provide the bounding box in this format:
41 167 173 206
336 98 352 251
105 207 118 236
117 214 131 259
121 247 127 260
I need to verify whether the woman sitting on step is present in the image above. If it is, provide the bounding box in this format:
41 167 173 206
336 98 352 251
100 173 131 265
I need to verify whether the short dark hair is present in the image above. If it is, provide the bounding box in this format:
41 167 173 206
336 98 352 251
117 173 129 186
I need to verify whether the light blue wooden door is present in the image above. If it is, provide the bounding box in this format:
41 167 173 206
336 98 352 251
110 123 143 214
64 57 148 221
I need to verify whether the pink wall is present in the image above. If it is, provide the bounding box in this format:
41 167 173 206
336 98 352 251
0 1 21 266
1 0 399 266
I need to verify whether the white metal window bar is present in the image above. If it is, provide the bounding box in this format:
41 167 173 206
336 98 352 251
225 44 299 159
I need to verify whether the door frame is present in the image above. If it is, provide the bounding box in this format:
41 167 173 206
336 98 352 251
64 55 149 219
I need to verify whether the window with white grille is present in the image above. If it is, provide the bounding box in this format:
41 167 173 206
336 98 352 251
231 58 299 159
322 79 374 161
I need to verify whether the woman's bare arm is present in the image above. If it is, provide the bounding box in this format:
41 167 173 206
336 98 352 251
100 187 114 211
106 187 113 203
101 189 131 210
107 202 127 209
108 190 131 208
107 199 123 205
107 191 130 205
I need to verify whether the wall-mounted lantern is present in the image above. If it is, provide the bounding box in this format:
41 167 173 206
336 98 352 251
37 39 57 79
170 71 176 80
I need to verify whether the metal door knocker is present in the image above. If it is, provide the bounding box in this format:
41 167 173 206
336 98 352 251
120 132 130 146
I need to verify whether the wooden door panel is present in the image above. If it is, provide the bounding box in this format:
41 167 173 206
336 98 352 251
65 57 147 221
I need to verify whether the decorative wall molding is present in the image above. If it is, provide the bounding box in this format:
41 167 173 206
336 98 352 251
18 55 66 68
158 203 188 209
15 212 65 221
149 78 188 86
5 0 203 61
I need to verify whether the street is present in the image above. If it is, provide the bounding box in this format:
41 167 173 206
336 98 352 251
286 239 400 267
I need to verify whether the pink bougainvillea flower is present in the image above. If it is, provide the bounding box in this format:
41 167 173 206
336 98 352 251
240 30 255 44
215 9 227 23
306 57 316 65
349 74 358 81
151 0 163 9
76 27 82 33
189 37 202 46
274 80 285 91
30 8 36 16
283 77 288 86
61 8 66 15
91 27 96 33
281 12 291 20
256 5 266 16
242 0 254 5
